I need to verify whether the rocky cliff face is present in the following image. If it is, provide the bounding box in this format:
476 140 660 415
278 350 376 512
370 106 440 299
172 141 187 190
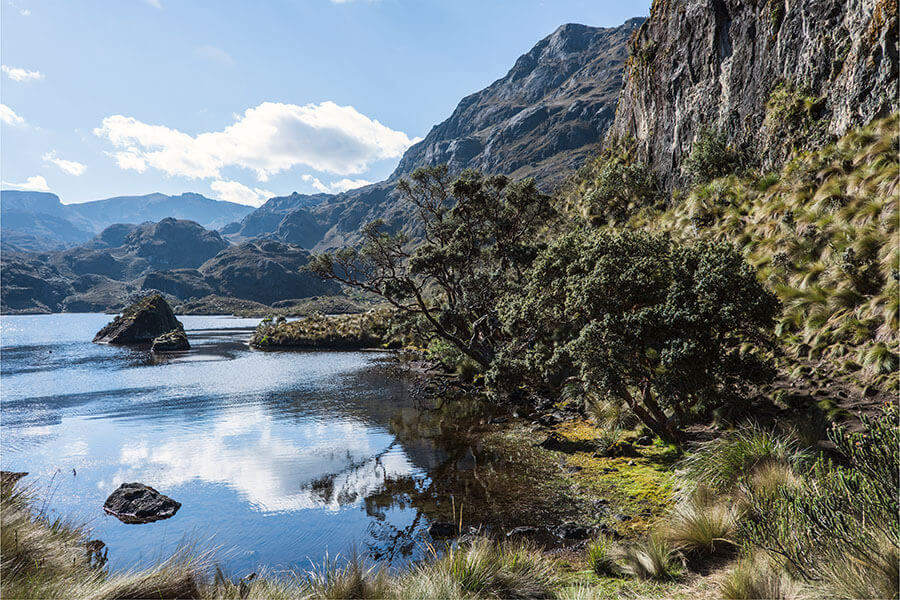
608 0 898 187
228 18 644 251
395 19 645 189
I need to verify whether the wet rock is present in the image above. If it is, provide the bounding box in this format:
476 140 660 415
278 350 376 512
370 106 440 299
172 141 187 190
556 522 595 541
489 417 508 425
505 525 558 548
151 329 190 353
635 435 652 446
428 521 460 539
93 294 183 344
103 482 181 524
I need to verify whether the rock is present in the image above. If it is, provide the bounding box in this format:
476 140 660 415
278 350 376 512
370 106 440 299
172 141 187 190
103 482 181 524
428 521 460 538
489 417 508 425
608 0 898 190
635 435 652 446
93 294 183 344
151 329 190 353
505 525 559 548
556 522 595 541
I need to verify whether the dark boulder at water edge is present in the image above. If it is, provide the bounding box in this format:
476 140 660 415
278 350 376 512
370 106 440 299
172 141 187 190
93 294 183 344
103 482 181 524
151 329 190 352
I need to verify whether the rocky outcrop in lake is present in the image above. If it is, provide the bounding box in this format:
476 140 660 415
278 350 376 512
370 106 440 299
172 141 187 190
93 294 184 344
607 0 898 187
103 482 181 524
151 329 190 352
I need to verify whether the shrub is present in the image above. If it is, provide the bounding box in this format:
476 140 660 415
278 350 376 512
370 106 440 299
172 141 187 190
682 126 744 184
500 230 779 442
580 148 659 224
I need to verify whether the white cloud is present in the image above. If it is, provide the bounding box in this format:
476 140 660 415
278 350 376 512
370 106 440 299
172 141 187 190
211 179 273 207
8 2 31 16
42 151 87 176
302 174 372 194
146 0 161 8
1 175 50 191
194 45 234 67
2 64 43 82
94 101 419 181
0 103 25 126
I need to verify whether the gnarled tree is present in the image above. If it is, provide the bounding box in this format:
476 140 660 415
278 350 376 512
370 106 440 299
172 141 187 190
308 165 556 368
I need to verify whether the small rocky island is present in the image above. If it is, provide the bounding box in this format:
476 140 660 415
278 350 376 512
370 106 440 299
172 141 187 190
93 294 190 352
103 482 181 524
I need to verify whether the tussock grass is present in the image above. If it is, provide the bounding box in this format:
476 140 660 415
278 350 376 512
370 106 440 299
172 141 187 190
613 534 683 581
662 499 739 558
585 535 620 577
719 552 806 600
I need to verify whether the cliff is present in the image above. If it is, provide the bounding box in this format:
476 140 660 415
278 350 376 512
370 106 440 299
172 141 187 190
608 0 898 186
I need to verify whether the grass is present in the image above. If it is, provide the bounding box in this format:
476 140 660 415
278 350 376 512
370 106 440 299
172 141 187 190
719 552 806 600
249 309 395 349
613 534 683 581
662 498 739 558
585 535 619 577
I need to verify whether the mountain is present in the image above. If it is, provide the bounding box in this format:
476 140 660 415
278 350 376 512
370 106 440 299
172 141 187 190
607 0 898 188
1 190 254 252
221 192 329 240
0 191 95 251
0 217 336 313
227 18 644 250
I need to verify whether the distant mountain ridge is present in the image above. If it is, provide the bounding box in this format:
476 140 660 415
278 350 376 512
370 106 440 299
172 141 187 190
225 18 644 249
1 190 254 252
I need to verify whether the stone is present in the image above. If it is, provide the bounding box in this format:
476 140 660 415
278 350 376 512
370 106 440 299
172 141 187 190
151 329 190 353
555 522 595 541
505 525 559 548
94 294 183 344
103 482 181 524
428 521 460 538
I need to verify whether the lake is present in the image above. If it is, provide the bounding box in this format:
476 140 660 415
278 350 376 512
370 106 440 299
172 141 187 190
0 313 501 576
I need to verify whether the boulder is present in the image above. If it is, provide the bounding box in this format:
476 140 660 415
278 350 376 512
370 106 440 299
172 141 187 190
505 525 559 548
93 294 183 344
151 329 190 353
103 482 181 524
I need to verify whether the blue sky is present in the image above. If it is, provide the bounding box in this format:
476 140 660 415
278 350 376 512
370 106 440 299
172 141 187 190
1 0 650 206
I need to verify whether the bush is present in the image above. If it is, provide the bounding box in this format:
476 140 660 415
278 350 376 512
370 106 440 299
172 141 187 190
682 126 744 184
499 230 779 442
576 144 659 224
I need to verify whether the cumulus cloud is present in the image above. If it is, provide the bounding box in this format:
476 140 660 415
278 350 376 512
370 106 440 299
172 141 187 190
0 103 25 126
302 174 372 194
211 179 273 207
1 175 50 191
94 101 419 181
2 65 43 81
42 151 87 176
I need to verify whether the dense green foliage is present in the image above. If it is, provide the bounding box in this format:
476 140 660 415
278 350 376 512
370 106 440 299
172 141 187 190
309 165 556 368
681 126 745 184
496 230 779 440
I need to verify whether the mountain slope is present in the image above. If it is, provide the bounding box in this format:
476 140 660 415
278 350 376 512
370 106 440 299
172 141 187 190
1 190 255 252
607 0 898 188
230 18 644 250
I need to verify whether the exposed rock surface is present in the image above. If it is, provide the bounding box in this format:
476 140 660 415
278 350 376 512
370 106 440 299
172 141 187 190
151 329 190 352
608 0 899 187
93 294 184 344
223 19 644 251
103 482 181 524
198 239 338 305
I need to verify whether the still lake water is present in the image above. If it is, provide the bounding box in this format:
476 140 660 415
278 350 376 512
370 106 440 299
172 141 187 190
0 313 479 575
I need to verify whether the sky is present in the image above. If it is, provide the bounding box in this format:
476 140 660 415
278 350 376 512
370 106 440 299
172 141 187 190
1 0 651 207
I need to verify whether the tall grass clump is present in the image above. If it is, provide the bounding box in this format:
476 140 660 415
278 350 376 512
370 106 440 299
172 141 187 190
614 534 683 581
663 497 739 558
679 425 805 496
0 479 207 600
585 535 619 577
719 551 806 600
743 413 898 598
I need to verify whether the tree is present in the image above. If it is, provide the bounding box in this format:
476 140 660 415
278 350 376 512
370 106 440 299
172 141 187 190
308 165 556 369
497 229 779 441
